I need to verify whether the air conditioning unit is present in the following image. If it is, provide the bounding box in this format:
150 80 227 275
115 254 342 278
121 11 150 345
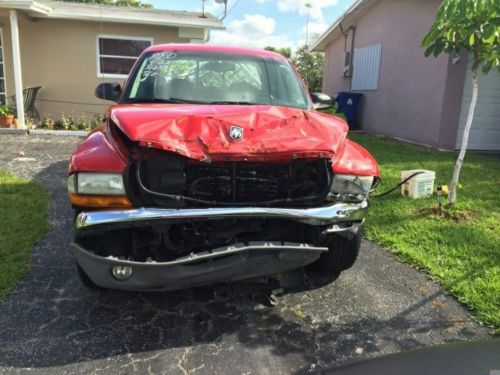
343 51 352 77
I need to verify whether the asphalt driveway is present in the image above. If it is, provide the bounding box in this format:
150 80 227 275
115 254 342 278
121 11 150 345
0 134 492 374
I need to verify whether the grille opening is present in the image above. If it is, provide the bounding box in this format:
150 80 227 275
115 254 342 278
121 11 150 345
127 150 332 208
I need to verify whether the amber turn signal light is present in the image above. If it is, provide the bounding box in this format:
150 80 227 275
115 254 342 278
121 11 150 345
69 193 132 208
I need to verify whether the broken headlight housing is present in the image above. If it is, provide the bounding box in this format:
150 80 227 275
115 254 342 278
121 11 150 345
328 174 375 202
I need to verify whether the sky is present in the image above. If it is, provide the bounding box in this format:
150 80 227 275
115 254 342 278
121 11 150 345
149 0 357 49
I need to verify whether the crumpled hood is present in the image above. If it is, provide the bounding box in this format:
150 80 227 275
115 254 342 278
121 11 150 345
110 104 349 161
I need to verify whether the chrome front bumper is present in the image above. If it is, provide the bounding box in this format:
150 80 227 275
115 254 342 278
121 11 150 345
72 201 367 290
75 200 368 230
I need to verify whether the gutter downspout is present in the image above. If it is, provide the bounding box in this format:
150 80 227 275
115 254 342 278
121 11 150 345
348 26 356 90
9 10 25 128
339 23 356 90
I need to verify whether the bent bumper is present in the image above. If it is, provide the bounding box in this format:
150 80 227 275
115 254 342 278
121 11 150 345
72 241 326 291
75 201 368 230
73 201 366 290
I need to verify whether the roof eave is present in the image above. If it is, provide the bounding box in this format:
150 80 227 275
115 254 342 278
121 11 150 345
39 12 225 30
311 0 375 52
0 0 51 14
311 20 343 52
0 0 225 30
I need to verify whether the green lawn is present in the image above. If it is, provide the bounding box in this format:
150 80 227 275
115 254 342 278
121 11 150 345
0 170 49 300
350 133 500 332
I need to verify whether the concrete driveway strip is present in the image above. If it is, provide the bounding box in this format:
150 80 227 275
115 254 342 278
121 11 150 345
0 134 491 374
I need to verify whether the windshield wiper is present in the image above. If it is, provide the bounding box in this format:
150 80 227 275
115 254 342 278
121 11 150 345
208 101 256 105
127 97 205 104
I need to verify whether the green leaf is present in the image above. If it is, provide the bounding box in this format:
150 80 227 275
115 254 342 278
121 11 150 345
469 32 476 46
459 0 467 18
446 29 456 42
422 27 440 47
482 59 493 73
482 23 495 38
422 0 497 68
445 1 456 19
424 45 435 57
432 41 446 57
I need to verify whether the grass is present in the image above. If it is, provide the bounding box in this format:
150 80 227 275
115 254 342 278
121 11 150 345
350 133 500 332
0 169 50 300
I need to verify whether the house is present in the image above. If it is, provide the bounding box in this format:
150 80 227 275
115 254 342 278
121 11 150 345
312 0 500 151
0 1 224 126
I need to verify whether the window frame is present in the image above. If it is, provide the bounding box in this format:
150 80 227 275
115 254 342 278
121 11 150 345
0 29 7 105
96 34 153 79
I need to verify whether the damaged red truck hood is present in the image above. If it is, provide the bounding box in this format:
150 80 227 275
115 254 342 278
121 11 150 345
110 104 349 161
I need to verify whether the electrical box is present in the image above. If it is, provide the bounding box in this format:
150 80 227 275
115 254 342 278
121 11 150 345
343 51 352 77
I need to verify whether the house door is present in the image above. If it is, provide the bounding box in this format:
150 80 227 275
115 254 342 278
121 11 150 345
0 29 6 105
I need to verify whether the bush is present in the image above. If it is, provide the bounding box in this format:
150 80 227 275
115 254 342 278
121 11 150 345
38 113 106 131
318 107 347 122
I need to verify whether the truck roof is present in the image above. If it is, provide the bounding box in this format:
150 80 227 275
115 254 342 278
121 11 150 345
145 44 289 62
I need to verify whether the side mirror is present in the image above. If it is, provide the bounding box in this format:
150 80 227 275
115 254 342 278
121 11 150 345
310 92 334 110
95 82 122 102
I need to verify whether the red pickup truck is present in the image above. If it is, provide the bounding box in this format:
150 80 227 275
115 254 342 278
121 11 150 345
68 44 379 291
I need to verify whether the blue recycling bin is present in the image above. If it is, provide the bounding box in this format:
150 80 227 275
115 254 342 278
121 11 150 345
336 92 363 129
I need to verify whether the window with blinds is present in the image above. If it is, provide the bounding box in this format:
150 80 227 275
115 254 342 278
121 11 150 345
97 35 153 78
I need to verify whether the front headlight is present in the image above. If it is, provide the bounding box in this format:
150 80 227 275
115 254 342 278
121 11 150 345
68 173 125 195
329 174 374 201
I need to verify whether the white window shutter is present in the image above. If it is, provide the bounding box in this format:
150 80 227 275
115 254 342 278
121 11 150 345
351 43 382 91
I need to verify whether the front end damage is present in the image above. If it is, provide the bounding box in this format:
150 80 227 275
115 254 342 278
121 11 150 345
69 105 378 291
72 203 366 291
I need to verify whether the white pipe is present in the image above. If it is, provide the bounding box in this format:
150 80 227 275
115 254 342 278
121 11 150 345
9 10 25 128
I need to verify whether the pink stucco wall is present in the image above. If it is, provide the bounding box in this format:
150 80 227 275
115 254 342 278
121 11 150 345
322 0 466 149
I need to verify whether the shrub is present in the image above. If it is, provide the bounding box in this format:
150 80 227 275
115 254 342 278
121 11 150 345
38 113 106 131
318 107 347 122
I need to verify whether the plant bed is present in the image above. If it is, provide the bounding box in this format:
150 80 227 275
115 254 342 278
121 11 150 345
36 113 105 132
414 207 478 222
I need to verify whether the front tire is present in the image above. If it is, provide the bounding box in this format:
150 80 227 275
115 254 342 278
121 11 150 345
309 227 362 275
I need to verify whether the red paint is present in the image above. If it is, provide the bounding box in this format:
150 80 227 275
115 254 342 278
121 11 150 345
109 104 349 162
70 106 379 176
69 44 379 178
69 125 127 174
146 44 289 63
332 140 380 176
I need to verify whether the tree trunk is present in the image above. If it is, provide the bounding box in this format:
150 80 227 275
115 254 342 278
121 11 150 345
448 68 478 204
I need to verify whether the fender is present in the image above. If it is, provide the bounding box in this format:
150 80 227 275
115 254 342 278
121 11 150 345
69 125 127 174
332 139 379 176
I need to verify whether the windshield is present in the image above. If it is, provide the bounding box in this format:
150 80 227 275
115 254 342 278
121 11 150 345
123 51 310 109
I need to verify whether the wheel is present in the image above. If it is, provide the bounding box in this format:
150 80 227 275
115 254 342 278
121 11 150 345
309 227 362 275
76 262 102 290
